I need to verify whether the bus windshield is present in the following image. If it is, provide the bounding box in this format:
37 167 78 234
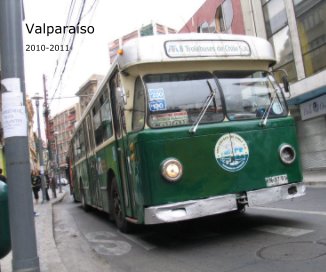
214 71 288 121
143 71 288 128
144 72 224 128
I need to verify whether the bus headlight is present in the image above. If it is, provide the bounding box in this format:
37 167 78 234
279 144 296 164
161 158 183 182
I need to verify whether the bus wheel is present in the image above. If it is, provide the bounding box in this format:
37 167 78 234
81 188 89 212
72 191 79 203
110 178 132 233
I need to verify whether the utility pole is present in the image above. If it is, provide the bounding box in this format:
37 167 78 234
54 132 62 193
0 0 40 271
31 93 47 203
43 75 52 162
42 75 57 198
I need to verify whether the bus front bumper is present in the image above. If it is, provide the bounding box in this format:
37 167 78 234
144 194 238 224
144 182 306 225
247 182 306 207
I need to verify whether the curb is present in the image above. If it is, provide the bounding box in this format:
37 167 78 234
52 191 67 205
44 191 68 272
304 181 326 188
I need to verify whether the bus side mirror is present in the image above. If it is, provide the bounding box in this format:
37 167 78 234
282 75 290 94
273 69 291 98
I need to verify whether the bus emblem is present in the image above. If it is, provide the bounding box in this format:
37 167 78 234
214 133 249 172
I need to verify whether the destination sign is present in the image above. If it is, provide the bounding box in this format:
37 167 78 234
165 40 251 58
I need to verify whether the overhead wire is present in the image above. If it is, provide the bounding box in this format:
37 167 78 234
49 0 87 105
64 0 99 80
49 0 99 106
52 0 77 80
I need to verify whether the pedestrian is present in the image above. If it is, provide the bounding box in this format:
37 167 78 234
45 173 51 201
0 168 6 183
50 174 57 198
31 170 41 204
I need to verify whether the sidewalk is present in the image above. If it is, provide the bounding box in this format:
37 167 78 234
0 190 68 272
303 169 326 187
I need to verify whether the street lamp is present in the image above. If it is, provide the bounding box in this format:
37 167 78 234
31 92 47 203
54 131 62 193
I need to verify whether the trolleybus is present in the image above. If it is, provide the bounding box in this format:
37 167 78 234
68 33 305 232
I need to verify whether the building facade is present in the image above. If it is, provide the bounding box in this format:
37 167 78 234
180 0 326 172
76 74 104 116
26 96 39 172
179 0 245 34
49 104 81 177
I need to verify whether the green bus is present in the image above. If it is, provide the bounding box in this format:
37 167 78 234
68 33 305 232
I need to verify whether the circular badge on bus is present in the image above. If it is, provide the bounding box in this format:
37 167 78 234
214 133 249 172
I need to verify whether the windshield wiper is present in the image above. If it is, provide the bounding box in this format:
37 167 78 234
260 94 276 127
260 75 284 127
189 80 216 134
207 80 218 113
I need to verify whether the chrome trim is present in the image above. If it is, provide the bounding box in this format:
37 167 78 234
161 158 183 182
247 182 306 207
144 194 237 225
279 144 296 164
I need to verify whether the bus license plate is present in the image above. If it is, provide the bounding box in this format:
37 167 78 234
265 174 288 187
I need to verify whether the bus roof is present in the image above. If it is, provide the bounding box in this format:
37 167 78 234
72 33 276 138
116 33 276 70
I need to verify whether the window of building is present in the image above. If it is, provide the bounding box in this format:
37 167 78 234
140 24 154 36
262 0 297 81
263 0 287 37
215 0 233 33
198 21 216 33
198 21 210 33
294 0 326 76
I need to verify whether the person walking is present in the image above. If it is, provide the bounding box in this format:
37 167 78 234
45 173 51 201
0 168 7 183
50 173 57 198
31 170 41 204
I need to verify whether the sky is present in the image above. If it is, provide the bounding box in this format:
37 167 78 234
23 0 206 118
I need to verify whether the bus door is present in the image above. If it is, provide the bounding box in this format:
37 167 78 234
85 114 102 208
110 71 135 217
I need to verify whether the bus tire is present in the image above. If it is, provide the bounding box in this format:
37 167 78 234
110 178 133 233
72 192 79 203
81 187 90 212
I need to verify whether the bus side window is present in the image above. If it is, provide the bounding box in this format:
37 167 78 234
132 77 145 131
78 128 86 159
73 128 84 160
72 139 77 159
93 92 113 146
74 134 80 158
93 105 102 146
100 99 113 141
86 114 95 152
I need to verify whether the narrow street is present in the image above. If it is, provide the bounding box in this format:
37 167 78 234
54 187 326 272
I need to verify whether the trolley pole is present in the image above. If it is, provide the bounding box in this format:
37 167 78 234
0 0 40 271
